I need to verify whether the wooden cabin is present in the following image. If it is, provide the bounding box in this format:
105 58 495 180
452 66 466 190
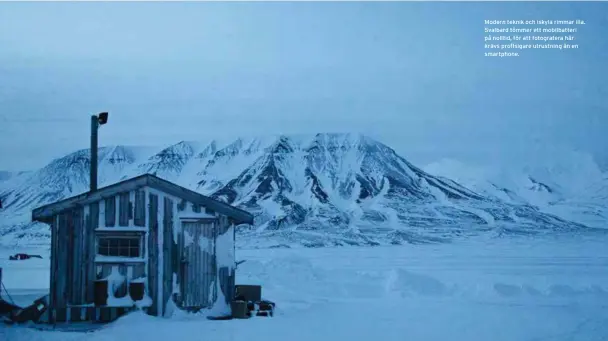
31 174 254 323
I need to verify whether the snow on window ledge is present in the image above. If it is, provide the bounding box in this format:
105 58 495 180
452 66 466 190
95 255 146 263
95 227 147 232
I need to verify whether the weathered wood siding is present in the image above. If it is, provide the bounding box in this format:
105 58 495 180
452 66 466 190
86 202 99 303
162 196 175 316
148 193 159 316
179 220 217 309
119 192 130 226
45 183 242 323
134 190 146 227
50 207 87 322
104 196 116 227
49 215 58 323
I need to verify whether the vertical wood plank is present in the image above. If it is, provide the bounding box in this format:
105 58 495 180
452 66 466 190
49 214 58 323
148 193 159 316
81 205 89 306
87 202 99 303
70 207 84 304
105 196 116 227
119 192 130 226
134 190 146 227
163 196 174 315
56 213 68 312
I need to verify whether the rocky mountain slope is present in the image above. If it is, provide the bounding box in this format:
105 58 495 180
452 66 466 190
0 134 596 248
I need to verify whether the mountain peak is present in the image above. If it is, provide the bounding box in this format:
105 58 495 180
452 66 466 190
0 133 593 247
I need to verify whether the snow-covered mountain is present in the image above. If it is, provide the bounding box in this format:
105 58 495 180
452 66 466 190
424 158 608 229
0 134 596 248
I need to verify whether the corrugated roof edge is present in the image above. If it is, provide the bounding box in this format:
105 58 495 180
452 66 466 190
31 174 254 225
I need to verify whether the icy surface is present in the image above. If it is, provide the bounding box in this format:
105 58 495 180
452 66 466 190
2 235 608 341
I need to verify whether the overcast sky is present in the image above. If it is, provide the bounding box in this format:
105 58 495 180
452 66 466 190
0 1 607 171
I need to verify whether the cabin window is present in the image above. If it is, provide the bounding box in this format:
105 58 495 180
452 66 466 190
97 236 141 258
119 192 130 226
105 197 116 227
134 190 146 227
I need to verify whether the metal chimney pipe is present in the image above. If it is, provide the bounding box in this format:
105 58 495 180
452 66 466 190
90 115 99 192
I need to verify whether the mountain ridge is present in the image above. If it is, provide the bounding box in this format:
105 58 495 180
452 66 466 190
0 133 597 248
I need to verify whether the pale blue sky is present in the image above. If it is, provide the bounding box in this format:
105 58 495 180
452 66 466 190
0 1 607 171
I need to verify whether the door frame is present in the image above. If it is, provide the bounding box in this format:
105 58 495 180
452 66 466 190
177 218 218 310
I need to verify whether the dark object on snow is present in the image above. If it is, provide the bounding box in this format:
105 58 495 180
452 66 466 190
10 296 48 323
129 282 144 301
9 253 43 261
253 300 276 317
0 299 21 316
256 310 272 317
258 300 276 311
235 260 246 269
235 285 261 302
94 280 108 306
230 300 249 319
242 299 275 318
206 315 233 321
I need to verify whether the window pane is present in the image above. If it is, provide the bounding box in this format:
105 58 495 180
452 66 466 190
109 246 119 256
97 237 140 258
118 246 129 257
99 239 110 248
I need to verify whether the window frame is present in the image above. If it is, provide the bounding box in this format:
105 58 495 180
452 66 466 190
96 233 144 259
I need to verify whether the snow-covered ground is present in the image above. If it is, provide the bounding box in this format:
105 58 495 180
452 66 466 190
2 235 608 341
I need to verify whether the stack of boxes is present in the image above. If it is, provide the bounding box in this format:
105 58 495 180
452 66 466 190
231 285 276 318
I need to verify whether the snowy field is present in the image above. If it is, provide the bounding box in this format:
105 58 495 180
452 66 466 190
2 235 608 341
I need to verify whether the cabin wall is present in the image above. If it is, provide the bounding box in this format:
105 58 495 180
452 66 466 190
48 184 240 322
49 187 152 323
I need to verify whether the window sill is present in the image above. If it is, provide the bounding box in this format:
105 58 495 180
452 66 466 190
95 227 147 233
95 256 145 263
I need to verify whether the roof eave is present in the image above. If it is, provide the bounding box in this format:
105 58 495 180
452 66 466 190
31 174 255 225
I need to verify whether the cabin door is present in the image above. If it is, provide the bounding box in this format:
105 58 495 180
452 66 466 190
178 220 217 309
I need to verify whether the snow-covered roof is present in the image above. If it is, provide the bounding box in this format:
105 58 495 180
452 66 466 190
31 173 253 225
